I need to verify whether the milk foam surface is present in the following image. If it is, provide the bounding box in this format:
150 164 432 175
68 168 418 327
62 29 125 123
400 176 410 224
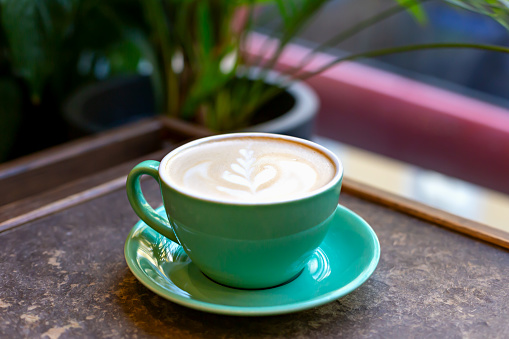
164 137 336 202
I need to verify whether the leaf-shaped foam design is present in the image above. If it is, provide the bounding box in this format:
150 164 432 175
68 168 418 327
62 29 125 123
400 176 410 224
239 148 254 159
237 157 255 169
221 171 252 188
237 149 255 175
217 148 273 193
231 163 248 176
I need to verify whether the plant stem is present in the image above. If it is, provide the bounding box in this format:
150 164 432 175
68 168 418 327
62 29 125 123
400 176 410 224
247 8 289 71
296 43 509 81
285 0 431 78
142 0 179 117
238 42 509 124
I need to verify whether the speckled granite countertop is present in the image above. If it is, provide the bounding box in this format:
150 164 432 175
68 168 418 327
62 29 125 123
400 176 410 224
1 182 508 338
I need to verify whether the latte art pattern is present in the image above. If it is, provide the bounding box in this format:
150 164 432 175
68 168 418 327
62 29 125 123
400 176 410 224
216 147 319 199
165 138 335 202
219 148 277 194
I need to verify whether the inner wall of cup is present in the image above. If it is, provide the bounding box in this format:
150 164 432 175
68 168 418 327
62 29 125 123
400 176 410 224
159 132 343 204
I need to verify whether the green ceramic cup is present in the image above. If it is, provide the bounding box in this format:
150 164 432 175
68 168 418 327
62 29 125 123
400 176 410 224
126 133 343 289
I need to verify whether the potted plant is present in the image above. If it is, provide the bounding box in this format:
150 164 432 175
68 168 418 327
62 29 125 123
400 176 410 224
63 0 509 139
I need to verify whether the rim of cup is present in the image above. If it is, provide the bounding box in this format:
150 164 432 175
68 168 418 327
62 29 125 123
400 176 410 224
159 132 344 205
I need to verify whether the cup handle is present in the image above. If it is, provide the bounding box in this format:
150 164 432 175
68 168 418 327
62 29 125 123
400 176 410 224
126 160 179 243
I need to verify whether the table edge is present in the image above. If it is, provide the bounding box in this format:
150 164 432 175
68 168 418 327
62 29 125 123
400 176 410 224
2 172 508 250
342 178 509 250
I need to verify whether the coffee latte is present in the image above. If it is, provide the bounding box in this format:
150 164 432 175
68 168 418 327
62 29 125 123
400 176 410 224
163 136 336 202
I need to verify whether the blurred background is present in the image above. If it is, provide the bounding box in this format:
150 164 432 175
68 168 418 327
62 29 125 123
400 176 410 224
0 0 508 229
259 0 509 107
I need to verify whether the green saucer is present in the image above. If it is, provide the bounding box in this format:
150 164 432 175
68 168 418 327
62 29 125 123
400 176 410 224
124 204 380 316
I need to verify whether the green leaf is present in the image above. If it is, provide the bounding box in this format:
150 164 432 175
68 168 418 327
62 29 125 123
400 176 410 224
0 0 79 101
275 0 290 26
106 37 143 75
139 0 178 115
444 0 509 29
276 0 329 43
129 29 165 113
1 0 49 101
394 0 427 24
214 89 231 130
0 78 22 160
197 2 214 56
181 67 234 119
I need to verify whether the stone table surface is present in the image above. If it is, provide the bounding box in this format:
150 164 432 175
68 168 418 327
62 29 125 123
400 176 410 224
1 182 509 338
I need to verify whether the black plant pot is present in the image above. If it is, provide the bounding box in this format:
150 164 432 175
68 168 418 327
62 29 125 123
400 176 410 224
64 75 319 139
64 76 156 137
